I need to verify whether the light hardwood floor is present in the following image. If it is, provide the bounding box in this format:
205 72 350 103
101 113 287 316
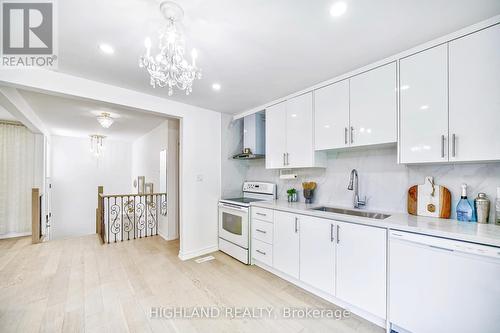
0 235 382 333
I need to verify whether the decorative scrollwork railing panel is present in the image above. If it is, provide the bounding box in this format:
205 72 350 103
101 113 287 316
99 193 167 244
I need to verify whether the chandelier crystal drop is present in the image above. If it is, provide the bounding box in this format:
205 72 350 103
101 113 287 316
90 134 106 158
139 1 201 96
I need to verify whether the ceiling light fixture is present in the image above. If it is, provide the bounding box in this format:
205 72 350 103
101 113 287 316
212 83 221 91
139 1 201 96
90 134 106 158
96 112 114 128
99 43 115 54
330 2 347 17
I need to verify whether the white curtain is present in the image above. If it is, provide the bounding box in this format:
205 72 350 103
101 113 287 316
0 123 35 235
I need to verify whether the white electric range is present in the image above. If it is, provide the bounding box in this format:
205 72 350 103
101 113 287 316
218 181 276 264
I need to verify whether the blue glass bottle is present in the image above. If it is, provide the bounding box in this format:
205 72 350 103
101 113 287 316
456 184 473 222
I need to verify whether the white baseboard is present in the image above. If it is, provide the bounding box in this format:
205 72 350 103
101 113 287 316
0 232 31 240
158 231 179 241
178 245 219 261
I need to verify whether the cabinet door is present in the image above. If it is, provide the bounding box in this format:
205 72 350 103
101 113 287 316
449 24 500 162
314 80 350 150
336 222 386 319
400 44 449 163
265 102 287 169
286 93 314 168
299 216 335 295
350 62 397 147
273 211 299 278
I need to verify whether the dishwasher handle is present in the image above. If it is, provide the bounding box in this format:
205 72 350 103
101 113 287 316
390 230 500 259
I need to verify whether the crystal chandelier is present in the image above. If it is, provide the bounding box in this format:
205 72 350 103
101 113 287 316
139 1 201 96
90 134 106 158
96 112 114 128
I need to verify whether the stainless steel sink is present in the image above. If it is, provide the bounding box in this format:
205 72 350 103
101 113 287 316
311 206 391 220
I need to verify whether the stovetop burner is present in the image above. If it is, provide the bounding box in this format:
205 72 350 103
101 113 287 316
221 197 265 204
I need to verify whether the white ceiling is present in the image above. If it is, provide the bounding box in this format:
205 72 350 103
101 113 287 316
57 0 500 114
0 105 16 121
19 90 170 141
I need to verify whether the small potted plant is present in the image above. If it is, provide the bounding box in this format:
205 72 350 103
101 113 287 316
287 188 298 202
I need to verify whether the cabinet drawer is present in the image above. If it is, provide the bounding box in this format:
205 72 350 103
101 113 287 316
251 207 273 222
252 239 273 266
252 220 273 244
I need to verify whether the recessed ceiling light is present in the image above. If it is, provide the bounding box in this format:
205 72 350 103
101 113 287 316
212 83 221 91
99 43 114 55
330 2 347 17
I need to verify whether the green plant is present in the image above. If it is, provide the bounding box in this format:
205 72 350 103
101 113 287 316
287 188 297 196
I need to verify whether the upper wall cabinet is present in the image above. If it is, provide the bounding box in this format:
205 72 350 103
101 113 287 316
400 44 449 163
314 80 350 150
266 93 326 169
449 24 500 162
314 63 397 151
399 24 500 164
349 62 397 147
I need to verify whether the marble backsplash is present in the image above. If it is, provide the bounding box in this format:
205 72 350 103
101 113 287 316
221 116 500 221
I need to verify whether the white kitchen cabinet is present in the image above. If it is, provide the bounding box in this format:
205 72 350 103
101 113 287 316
399 44 449 163
350 62 397 147
265 101 287 168
314 80 350 150
449 24 500 162
265 92 326 169
273 211 299 278
286 93 315 168
299 216 336 295
336 221 386 319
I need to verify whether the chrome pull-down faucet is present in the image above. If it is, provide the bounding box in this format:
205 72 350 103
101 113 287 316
348 169 366 209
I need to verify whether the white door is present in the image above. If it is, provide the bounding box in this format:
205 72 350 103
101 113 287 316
449 24 500 162
336 222 386 319
350 62 397 147
273 211 299 278
400 44 449 163
286 93 314 168
299 216 335 295
314 80 350 150
265 101 287 168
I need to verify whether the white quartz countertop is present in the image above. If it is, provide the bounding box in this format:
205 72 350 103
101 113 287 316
251 200 500 248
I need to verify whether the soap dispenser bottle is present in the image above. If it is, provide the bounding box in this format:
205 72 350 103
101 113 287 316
456 183 473 222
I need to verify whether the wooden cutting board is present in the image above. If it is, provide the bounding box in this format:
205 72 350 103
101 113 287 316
408 176 451 218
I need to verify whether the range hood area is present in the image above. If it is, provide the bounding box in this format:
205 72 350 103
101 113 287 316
232 112 265 160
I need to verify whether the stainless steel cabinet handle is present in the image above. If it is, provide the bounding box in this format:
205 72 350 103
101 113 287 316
350 126 354 144
330 224 334 242
344 127 348 145
283 153 286 166
336 225 340 244
256 249 266 255
441 135 445 158
286 152 289 166
294 217 298 233
256 212 267 217
256 229 267 234
452 134 456 157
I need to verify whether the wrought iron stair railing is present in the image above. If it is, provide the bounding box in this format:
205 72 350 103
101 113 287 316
96 188 167 244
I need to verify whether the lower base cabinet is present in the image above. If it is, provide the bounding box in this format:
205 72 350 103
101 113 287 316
299 216 336 295
273 211 300 278
336 221 387 319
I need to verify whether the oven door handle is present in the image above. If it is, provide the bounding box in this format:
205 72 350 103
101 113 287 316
218 203 248 211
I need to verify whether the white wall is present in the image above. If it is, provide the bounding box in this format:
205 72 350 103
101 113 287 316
131 119 179 240
0 69 222 260
51 135 132 239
